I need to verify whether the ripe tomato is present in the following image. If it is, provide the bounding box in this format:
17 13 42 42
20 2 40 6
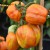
6 32 19 50
16 25 41 48
25 4 48 24
0 36 7 50
6 1 25 22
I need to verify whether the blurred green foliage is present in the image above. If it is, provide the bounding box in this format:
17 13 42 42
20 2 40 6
44 0 50 37
45 2 50 10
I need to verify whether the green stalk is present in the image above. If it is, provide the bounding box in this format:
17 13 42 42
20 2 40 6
33 0 40 4
19 47 35 50
28 47 35 50
10 19 18 25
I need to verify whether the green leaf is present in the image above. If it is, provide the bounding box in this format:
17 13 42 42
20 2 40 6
47 27 50 37
43 29 47 36
45 2 50 10
7 0 14 4
22 0 33 4
10 19 18 25
46 15 50 27
0 0 3 3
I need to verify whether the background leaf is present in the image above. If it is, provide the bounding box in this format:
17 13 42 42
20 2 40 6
47 27 50 37
46 15 50 27
45 2 50 10
7 0 14 4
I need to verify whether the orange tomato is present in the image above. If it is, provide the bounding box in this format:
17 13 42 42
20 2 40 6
6 1 25 22
29 24 41 46
0 36 7 50
0 41 7 50
16 25 41 48
6 32 19 50
25 4 48 24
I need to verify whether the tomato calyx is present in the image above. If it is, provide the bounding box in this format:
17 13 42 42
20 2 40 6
8 25 18 33
18 2 36 26
15 1 24 10
10 1 38 29
12 2 35 26
25 2 34 8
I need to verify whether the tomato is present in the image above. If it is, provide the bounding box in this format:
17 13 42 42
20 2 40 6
29 24 41 46
25 4 48 24
16 25 41 48
0 36 7 50
6 32 19 50
6 25 19 50
6 1 25 22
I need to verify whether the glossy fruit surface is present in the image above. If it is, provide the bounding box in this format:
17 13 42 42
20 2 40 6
6 32 19 50
6 1 25 22
16 25 41 48
29 24 41 46
25 4 48 24
0 36 7 50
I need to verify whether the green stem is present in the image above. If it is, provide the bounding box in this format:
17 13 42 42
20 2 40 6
29 47 35 50
33 0 40 4
24 0 40 8
18 18 24 26
25 2 34 8
10 19 18 25
19 47 35 50
33 0 37 3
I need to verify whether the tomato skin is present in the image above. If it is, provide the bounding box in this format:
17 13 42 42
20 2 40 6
6 5 21 22
0 36 7 50
0 36 5 41
6 32 19 50
6 25 19 50
16 25 40 48
29 24 41 46
6 1 25 22
0 41 7 50
25 4 48 24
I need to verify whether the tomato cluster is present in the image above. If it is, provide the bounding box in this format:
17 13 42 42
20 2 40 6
5 1 48 50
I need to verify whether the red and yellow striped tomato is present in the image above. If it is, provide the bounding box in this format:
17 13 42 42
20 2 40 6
6 25 19 50
29 25 41 46
16 25 41 48
6 32 19 50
